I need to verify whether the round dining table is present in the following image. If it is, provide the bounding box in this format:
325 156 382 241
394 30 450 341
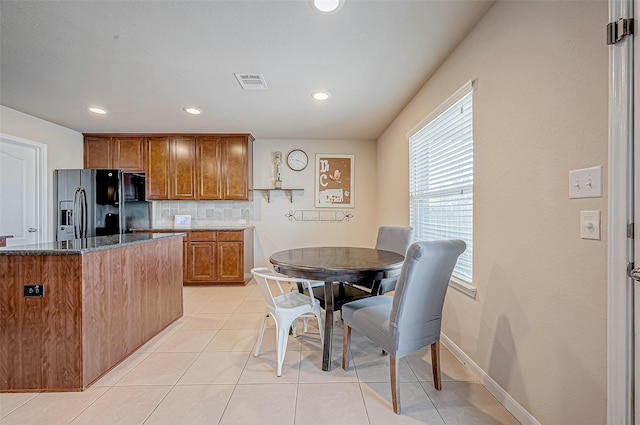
269 246 404 371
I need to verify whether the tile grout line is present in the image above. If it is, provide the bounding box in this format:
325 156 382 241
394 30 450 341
138 288 223 425
352 346 375 425
0 392 38 420
129 294 221 425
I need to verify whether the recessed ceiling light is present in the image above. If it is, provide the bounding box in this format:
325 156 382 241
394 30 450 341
310 0 343 13
88 107 107 115
183 107 202 115
312 91 331 101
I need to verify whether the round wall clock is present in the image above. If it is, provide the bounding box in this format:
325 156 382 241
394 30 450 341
287 149 308 171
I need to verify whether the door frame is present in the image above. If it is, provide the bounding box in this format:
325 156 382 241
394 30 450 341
609 0 634 423
0 132 48 244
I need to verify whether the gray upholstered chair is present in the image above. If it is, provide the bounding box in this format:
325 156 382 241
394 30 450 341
341 239 466 414
306 226 414 316
372 226 414 294
347 225 413 295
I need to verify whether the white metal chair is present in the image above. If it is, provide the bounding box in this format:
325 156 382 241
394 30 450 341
251 267 324 376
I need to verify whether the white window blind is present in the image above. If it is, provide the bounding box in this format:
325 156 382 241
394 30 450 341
409 84 473 284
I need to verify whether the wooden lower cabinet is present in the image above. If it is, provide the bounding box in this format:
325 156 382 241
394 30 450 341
186 232 217 282
136 229 252 285
217 231 243 282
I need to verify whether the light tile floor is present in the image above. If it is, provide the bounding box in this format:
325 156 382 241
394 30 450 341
0 283 521 425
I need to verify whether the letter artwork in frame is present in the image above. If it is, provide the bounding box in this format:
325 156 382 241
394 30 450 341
315 154 354 208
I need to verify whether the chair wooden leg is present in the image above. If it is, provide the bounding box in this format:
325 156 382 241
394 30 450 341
431 341 442 390
390 355 401 414
342 324 352 370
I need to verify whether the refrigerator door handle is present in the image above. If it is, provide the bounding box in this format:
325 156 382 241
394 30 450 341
119 171 125 233
73 187 88 239
73 188 81 239
80 188 88 238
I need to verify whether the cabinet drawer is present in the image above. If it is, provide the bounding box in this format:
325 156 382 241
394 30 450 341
188 231 216 242
217 231 242 241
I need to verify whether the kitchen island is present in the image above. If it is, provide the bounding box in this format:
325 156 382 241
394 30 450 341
0 233 184 392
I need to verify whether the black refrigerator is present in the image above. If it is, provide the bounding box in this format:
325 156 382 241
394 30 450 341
53 169 151 241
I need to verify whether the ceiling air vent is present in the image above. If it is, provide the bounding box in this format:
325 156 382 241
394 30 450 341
234 73 268 90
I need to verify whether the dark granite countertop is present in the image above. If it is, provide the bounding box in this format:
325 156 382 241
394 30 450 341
0 233 186 256
132 226 254 232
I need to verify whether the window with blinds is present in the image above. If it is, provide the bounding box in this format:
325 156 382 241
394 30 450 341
409 83 473 285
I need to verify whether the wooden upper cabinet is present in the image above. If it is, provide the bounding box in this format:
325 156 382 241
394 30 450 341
222 136 252 200
84 135 144 171
84 136 113 169
196 136 222 200
145 136 171 200
170 136 197 200
89 133 253 201
112 137 144 172
146 135 197 200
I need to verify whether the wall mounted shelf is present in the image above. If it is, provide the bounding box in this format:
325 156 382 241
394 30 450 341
253 188 304 203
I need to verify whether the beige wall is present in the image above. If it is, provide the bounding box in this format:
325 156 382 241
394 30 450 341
251 138 378 266
0 105 83 241
377 2 608 424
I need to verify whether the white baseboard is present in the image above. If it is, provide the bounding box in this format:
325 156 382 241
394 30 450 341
440 334 541 425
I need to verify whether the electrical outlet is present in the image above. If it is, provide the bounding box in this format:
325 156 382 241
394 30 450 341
24 284 45 298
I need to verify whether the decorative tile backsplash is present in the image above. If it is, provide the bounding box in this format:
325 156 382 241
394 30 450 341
152 201 252 227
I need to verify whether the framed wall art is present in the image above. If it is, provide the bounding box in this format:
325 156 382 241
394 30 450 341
315 154 354 208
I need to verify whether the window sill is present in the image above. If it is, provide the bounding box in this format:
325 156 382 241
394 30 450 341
449 277 476 299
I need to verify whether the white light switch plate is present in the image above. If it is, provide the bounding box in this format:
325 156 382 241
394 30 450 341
580 210 601 240
569 166 602 199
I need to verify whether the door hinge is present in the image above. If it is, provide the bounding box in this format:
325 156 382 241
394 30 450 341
607 18 634 45
628 223 634 239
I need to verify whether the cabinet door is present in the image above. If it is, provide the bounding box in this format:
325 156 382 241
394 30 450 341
145 137 171 200
196 136 222 200
171 136 197 200
186 241 217 282
113 136 144 172
217 240 243 282
221 136 249 200
84 136 113 169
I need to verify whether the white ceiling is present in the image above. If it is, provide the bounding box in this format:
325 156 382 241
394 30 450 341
0 0 493 140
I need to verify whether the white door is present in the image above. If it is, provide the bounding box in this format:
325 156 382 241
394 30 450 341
0 135 45 246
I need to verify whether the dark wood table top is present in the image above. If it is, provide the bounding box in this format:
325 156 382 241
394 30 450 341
269 246 404 283
269 246 404 371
